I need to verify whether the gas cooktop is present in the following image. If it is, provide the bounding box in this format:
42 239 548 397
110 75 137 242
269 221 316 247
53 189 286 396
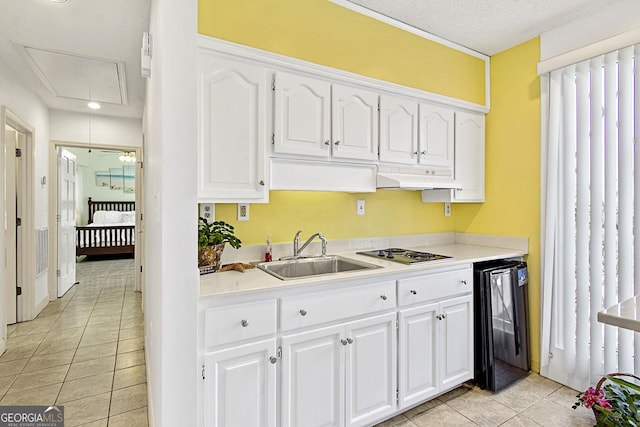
356 248 453 265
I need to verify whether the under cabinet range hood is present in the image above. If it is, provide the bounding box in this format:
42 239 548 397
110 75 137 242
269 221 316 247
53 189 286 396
376 169 462 190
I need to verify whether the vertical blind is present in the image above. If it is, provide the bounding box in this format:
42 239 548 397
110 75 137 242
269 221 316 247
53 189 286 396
541 44 640 390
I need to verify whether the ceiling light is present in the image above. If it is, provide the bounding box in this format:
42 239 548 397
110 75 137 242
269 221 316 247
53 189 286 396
50 0 69 3
87 102 101 110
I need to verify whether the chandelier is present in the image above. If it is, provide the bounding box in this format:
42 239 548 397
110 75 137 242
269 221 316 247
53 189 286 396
119 151 136 162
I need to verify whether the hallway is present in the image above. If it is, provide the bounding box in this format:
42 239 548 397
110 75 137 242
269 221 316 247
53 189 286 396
0 257 148 426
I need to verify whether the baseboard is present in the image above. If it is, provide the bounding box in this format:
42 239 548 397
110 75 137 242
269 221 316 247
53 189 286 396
145 343 155 427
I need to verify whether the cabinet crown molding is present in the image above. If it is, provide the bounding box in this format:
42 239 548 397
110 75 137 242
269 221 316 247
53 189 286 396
198 35 489 114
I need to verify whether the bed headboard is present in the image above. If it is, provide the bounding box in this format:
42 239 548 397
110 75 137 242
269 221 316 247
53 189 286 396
88 197 135 223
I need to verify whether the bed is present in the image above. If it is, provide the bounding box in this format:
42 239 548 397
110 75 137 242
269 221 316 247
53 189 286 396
75 198 136 256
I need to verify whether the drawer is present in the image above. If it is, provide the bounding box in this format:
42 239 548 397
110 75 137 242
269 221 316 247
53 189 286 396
397 268 472 306
280 281 396 331
205 299 277 348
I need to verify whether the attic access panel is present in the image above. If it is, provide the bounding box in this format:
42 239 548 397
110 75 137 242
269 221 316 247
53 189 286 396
24 46 127 105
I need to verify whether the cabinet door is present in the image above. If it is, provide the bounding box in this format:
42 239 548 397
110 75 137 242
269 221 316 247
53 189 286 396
439 295 474 390
198 56 268 202
418 104 454 169
204 339 276 427
454 112 485 202
331 84 378 161
281 324 345 427
274 71 331 158
379 95 418 165
398 303 439 409
345 313 397 427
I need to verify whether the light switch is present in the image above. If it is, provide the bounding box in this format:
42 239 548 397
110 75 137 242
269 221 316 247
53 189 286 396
357 200 365 216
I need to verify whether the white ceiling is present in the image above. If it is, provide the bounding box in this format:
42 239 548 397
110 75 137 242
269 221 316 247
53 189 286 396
346 0 617 55
0 0 148 119
0 0 622 120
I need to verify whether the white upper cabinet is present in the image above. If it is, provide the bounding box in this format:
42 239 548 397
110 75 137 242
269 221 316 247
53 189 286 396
197 55 269 202
274 71 331 158
454 112 485 202
379 94 418 165
274 72 378 162
418 104 454 170
331 84 378 161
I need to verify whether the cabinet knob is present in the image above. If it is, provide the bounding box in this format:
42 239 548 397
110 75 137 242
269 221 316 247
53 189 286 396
436 314 442 320
259 180 265 186
299 309 307 316
270 356 277 364
410 289 417 295
380 294 388 300
241 319 249 327
442 313 447 319
412 151 418 156
341 339 348 346
334 140 340 146
421 151 427 155
324 140 331 146
460 280 468 285
347 337 353 344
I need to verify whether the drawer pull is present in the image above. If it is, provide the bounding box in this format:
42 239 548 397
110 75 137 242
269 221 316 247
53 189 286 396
380 294 388 301
299 309 308 316
410 289 417 295
270 356 277 364
341 339 348 346
241 319 249 327
347 337 353 344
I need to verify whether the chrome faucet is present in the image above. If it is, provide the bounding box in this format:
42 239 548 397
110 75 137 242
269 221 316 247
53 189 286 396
293 230 327 257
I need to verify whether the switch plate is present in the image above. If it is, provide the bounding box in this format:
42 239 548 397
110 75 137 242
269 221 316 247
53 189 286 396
357 200 365 216
238 203 249 221
199 203 214 220
444 202 451 217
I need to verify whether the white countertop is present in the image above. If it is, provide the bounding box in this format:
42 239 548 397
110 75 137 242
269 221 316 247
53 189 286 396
598 295 640 332
199 241 527 298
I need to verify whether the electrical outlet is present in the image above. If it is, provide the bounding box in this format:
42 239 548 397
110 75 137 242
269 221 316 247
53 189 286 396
444 202 451 217
357 200 365 216
199 203 214 220
238 203 249 221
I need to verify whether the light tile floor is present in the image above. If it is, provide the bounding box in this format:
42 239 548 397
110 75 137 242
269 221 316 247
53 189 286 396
374 374 596 427
0 257 147 427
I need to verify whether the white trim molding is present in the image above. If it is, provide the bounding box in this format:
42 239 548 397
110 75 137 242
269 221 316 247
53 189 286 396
198 36 489 113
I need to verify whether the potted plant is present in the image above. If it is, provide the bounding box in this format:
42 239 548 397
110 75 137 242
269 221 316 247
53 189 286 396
573 373 640 426
198 217 242 270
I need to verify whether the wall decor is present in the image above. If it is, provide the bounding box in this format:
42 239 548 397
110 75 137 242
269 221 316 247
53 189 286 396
109 168 123 190
95 171 110 187
123 164 135 193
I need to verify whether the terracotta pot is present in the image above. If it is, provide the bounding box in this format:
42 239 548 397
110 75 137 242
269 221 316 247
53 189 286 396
198 243 225 270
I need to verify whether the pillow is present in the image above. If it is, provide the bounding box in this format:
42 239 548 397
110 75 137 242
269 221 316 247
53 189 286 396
104 210 124 224
92 210 109 224
121 211 136 224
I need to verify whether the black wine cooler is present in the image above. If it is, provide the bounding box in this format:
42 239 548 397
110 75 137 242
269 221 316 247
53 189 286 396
473 260 530 391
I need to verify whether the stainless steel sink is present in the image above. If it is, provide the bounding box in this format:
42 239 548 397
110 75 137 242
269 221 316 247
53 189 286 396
257 255 381 280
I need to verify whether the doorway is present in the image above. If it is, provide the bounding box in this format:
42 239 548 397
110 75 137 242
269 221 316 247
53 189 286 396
48 142 144 304
1 107 35 354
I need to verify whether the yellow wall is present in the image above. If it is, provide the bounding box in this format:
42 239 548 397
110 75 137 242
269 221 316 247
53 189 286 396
455 38 541 370
198 0 485 105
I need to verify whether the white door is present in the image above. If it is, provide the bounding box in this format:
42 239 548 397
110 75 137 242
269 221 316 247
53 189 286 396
281 324 345 427
345 313 397 427
398 303 439 409
204 339 276 427
331 84 378 161
454 112 485 202
4 128 17 324
198 56 268 201
57 149 77 297
439 295 474 390
418 104 454 169
274 71 331 158
379 95 418 165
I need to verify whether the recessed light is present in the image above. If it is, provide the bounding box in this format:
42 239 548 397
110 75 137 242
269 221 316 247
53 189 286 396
87 102 101 110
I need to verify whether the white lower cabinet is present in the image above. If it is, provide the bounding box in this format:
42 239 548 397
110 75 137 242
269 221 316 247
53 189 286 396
398 294 473 410
204 338 277 427
281 312 397 427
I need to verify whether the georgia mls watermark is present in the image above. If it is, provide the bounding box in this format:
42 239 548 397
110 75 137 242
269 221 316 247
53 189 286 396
0 405 64 427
